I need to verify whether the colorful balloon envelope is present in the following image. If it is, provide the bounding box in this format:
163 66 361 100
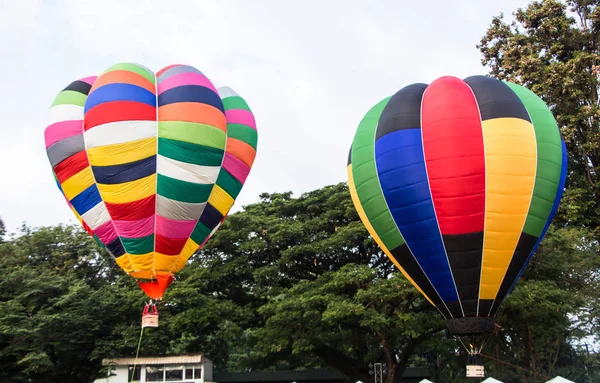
44 63 258 300
347 75 567 335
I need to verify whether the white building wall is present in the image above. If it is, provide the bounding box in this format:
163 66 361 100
202 358 213 381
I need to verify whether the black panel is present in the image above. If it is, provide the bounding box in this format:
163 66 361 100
390 243 451 318
200 203 224 230
446 316 495 335
92 155 156 185
63 80 92 95
443 232 484 316
463 75 531 122
375 83 428 139
489 232 539 316
106 237 126 257
444 301 464 318
347 146 352 166
478 299 493 316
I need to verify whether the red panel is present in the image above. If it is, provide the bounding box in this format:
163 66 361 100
137 273 174 300
84 101 156 130
421 76 486 235
104 195 155 221
53 150 89 183
155 234 187 255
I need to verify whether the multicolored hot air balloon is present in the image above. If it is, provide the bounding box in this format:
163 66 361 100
44 63 258 302
347 75 567 336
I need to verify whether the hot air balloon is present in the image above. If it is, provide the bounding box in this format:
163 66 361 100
347 75 567 371
44 63 258 326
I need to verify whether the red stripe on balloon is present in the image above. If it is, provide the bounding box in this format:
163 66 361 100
155 234 187 255
421 76 486 235
84 101 156 131
104 195 155 221
53 150 89 183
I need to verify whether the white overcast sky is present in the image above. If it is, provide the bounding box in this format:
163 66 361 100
0 0 530 234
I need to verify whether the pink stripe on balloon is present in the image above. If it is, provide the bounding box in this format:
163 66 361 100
225 109 256 130
157 72 218 95
113 216 154 238
81 76 98 85
95 221 118 245
156 215 197 239
223 153 251 184
45 120 83 148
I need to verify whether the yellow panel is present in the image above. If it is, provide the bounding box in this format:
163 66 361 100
97 174 156 204
115 254 134 273
128 252 154 272
480 118 537 299
154 238 199 273
347 165 435 307
61 167 94 200
207 184 235 216
87 137 156 166
129 269 156 279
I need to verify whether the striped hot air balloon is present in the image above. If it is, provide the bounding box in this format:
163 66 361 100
44 63 258 300
347 75 567 335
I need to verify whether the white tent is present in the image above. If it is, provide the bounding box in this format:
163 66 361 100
482 378 504 383
546 377 576 383
418 380 434 383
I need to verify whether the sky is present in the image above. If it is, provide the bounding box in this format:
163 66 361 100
0 0 531 234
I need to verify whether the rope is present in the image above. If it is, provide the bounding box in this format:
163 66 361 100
130 325 145 381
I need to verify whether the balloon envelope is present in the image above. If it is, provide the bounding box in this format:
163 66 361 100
347 75 567 335
44 63 258 299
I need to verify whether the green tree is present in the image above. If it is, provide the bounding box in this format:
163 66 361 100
478 0 600 230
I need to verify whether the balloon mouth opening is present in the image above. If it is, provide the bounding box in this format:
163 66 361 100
137 273 175 300
446 316 496 336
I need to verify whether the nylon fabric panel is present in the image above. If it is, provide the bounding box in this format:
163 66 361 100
492 140 568 316
87 138 156 166
347 163 437 308
350 97 404 249
375 129 460 311
89 70 156 94
158 121 226 149
478 117 537 301
484 83 565 315
504 83 563 237
350 94 451 317
421 76 486 316
156 65 226 257
97 174 156 204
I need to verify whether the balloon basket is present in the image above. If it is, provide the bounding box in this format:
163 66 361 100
141 302 159 328
466 364 485 378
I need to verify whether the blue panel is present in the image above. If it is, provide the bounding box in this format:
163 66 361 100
199 203 223 230
158 85 225 113
375 128 459 303
84 83 156 113
504 139 568 298
92 155 156 184
70 184 102 215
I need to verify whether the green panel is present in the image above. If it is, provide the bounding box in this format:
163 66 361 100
226 124 258 149
351 97 405 250
506 82 563 237
51 90 87 107
216 169 243 199
222 96 250 111
159 121 226 149
190 221 211 245
158 138 225 166
121 234 154 255
157 174 213 203
101 62 156 84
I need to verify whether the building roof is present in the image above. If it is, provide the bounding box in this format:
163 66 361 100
102 353 205 366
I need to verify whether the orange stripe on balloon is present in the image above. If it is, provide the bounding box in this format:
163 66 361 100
226 138 257 168
158 102 226 132
90 70 156 94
